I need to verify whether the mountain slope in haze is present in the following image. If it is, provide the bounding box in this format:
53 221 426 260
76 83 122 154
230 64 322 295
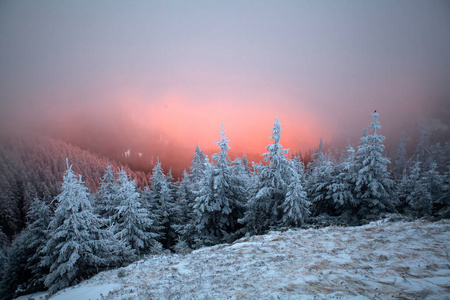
0 134 149 239
19 218 450 299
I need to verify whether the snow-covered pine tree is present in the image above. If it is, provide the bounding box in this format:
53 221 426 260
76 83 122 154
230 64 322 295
412 162 434 215
442 141 450 171
354 112 396 219
241 118 293 235
0 230 31 300
148 160 176 249
172 170 195 253
192 125 245 247
432 164 450 218
392 132 408 181
149 159 165 202
213 125 246 236
190 145 209 195
0 198 53 299
96 163 119 226
328 146 357 218
307 153 336 216
279 160 310 227
41 160 132 294
397 166 414 213
0 226 7 258
308 137 325 171
114 169 161 255
159 177 178 249
0 227 7 292
397 160 443 217
398 161 429 215
422 162 444 215
23 198 53 293
291 153 306 181
231 156 252 210
416 128 431 171
192 163 216 246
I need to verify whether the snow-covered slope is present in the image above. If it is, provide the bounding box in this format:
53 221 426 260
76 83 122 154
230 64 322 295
20 218 450 299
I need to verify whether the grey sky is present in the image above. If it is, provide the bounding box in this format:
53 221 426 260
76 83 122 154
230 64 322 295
1 0 449 159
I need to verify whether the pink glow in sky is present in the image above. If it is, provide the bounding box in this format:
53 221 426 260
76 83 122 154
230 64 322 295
1 1 449 173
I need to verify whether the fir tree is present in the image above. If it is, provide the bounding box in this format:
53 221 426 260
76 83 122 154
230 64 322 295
328 146 357 217
307 154 335 216
173 170 197 252
399 161 430 216
192 164 218 246
279 161 310 227
23 198 53 293
354 112 396 219
114 169 161 255
416 128 431 171
392 132 408 181
192 125 245 246
241 118 293 234
432 164 450 218
41 160 132 294
190 145 209 195
0 198 52 299
422 162 444 216
231 156 252 211
96 164 119 226
173 146 210 251
0 231 30 299
148 160 176 249
0 227 7 291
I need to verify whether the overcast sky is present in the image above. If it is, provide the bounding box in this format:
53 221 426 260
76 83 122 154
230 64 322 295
1 0 449 168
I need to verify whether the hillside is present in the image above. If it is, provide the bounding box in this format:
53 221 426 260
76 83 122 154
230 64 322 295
0 135 149 239
19 218 450 299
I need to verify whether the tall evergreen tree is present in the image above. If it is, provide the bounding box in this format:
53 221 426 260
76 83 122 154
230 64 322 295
0 230 30 299
433 164 450 218
279 160 310 227
190 145 209 195
173 170 197 252
392 132 408 181
307 154 336 216
41 160 131 294
422 162 444 215
114 169 161 255
174 146 211 249
325 146 357 218
147 160 176 249
241 118 294 234
0 198 53 299
96 164 119 226
416 129 431 169
398 161 430 216
0 226 8 295
231 156 252 211
192 125 245 246
354 112 396 218
23 198 53 293
332 146 357 212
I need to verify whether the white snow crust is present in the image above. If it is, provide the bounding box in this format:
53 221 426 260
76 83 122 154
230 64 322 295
18 218 450 299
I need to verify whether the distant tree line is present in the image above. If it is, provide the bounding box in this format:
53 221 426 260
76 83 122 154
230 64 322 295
0 112 449 298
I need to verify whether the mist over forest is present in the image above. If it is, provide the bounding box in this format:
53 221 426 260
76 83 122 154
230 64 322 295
1 112 449 299
1 1 450 298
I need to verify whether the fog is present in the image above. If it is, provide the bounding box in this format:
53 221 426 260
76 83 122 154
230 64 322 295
1 0 449 174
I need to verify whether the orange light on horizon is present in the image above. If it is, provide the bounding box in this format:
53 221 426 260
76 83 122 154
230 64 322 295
116 91 330 158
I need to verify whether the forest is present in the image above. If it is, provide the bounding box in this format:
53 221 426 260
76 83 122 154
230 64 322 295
0 112 449 299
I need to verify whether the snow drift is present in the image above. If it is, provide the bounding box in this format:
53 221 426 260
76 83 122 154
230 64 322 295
18 218 450 299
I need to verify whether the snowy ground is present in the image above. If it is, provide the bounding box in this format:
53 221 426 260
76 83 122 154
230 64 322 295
19 218 450 299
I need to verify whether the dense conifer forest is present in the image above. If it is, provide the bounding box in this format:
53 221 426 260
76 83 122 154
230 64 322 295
0 112 449 298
